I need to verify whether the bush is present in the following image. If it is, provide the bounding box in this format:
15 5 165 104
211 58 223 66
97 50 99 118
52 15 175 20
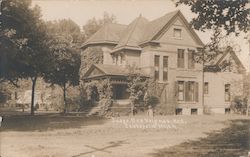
230 96 247 114
146 95 159 108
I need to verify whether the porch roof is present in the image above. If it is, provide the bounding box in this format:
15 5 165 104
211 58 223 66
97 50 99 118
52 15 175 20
83 64 148 80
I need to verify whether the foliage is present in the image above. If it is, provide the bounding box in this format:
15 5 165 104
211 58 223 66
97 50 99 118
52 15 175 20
83 79 113 115
230 96 247 114
84 80 99 101
96 79 113 99
82 12 116 40
145 95 160 108
46 19 84 45
127 73 148 104
1 0 54 115
80 46 103 78
43 19 82 113
175 0 250 65
146 79 165 98
175 0 250 35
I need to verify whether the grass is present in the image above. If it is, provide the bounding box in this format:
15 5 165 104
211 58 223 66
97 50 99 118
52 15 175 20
150 119 250 157
1 114 106 132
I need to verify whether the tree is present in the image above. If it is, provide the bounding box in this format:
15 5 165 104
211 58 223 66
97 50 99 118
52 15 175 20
82 12 116 40
1 0 54 115
46 19 84 45
175 0 249 35
45 20 81 113
175 0 250 62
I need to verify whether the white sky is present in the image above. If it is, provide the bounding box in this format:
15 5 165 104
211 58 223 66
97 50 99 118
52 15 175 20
32 0 250 70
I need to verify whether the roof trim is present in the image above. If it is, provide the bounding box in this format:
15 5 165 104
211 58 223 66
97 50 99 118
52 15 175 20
139 10 204 47
81 41 118 49
111 46 142 53
215 48 246 71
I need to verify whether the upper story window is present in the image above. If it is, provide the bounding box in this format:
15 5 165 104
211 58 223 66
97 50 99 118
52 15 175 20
154 55 160 81
177 49 185 68
204 82 209 94
112 54 125 65
163 56 168 81
188 51 195 69
174 28 182 38
225 84 231 102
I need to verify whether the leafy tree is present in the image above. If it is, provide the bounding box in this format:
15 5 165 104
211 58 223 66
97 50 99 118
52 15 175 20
175 0 250 63
46 19 84 45
175 0 249 35
1 0 53 115
45 20 81 113
82 12 116 40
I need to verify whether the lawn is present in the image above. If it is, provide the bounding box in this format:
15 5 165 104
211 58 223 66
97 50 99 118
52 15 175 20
0 114 249 157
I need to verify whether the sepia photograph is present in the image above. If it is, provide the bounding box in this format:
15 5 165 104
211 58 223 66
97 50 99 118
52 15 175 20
0 0 250 156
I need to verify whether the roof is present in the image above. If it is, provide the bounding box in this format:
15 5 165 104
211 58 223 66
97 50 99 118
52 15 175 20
84 64 148 79
82 10 204 50
112 16 149 52
204 47 246 73
140 10 179 44
82 23 127 48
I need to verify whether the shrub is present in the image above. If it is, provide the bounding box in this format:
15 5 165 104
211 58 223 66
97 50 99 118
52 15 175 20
230 96 247 114
145 95 159 108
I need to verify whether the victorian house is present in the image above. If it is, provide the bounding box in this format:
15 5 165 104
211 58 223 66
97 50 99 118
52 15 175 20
81 10 245 115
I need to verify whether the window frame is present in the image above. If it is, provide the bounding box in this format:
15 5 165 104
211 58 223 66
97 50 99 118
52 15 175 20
188 51 195 69
154 55 160 81
225 84 231 102
173 28 182 38
163 56 168 81
177 81 185 101
204 82 209 94
177 49 185 68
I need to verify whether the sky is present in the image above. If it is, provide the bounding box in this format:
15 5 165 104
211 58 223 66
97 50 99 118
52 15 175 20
32 0 250 70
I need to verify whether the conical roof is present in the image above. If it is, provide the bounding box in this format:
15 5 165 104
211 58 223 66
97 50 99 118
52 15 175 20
112 16 149 52
84 23 127 46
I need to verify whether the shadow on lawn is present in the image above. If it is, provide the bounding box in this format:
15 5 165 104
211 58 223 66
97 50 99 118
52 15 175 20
150 119 250 157
0 114 106 132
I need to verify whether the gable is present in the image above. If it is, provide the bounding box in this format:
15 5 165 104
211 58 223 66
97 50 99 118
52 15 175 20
84 66 105 78
216 51 245 74
157 16 203 47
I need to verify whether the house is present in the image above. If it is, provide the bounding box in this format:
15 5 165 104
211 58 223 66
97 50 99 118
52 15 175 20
80 10 246 115
203 48 246 114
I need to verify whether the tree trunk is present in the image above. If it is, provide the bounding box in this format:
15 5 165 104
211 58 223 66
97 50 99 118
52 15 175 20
63 83 67 113
31 77 37 115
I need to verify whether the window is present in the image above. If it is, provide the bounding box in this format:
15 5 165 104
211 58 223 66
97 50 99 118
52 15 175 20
154 55 160 67
174 28 181 38
185 81 195 102
163 56 168 81
225 84 231 102
177 49 185 68
188 51 195 69
204 82 209 94
177 81 199 102
176 108 182 115
225 108 231 114
154 55 160 81
177 81 185 101
191 108 198 115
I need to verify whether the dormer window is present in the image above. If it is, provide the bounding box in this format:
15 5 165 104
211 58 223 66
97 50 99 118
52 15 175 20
174 28 181 38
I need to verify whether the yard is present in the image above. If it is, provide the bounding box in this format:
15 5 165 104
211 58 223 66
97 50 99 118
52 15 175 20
0 114 249 157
